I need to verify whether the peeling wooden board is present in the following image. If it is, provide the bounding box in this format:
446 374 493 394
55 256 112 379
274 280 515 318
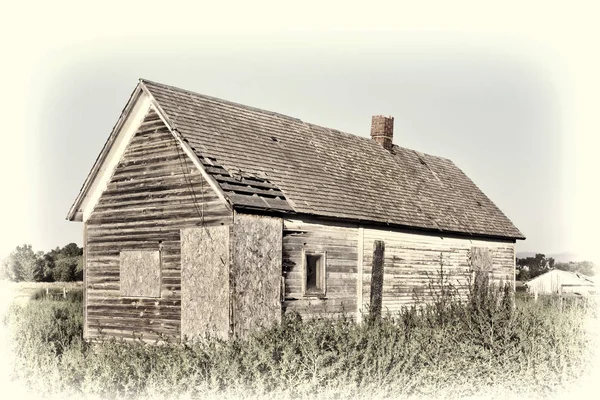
180 226 230 340
83 222 88 339
282 217 359 319
363 227 515 312
85 109 233 341
119 250 161 298
232 213 282 338
357 227 364 322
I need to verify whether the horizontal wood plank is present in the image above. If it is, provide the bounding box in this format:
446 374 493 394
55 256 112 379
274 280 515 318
84 110 232 340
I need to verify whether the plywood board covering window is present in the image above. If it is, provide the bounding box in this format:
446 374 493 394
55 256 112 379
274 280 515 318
471 247 493 283
181 226 230 339
303 250 326 297
120 250 161 298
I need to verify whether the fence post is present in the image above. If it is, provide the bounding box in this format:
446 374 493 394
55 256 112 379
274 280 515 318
63 287 66 299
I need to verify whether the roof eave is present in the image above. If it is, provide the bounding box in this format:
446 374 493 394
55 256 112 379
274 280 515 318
233 207 524 241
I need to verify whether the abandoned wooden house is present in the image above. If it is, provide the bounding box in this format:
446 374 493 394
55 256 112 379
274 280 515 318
67 79 525 341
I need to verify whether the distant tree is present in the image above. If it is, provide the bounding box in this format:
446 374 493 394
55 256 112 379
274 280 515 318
0 258 12 281
516 265 530 282
75 256 84 281
50 243 83 282
1 244 43 282
37 253 57 282
555 261 596 276
53 257 76 281
1 242 83 282
516 253 555 281
60 243 82 258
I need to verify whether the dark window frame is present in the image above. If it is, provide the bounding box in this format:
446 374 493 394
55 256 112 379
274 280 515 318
302 250 327 297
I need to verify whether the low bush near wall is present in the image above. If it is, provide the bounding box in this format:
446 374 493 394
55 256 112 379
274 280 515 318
3 283 597 399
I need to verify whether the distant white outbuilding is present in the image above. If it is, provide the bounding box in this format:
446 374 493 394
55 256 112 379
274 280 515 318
526 269 596 296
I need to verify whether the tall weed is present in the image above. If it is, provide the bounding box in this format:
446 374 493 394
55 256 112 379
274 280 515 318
3 269 597 399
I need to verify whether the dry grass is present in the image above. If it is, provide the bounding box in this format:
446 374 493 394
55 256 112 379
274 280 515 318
0 280 83 306
2 279 598 400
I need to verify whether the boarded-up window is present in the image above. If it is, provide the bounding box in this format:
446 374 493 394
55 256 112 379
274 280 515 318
181 226 230 339
470 247 493 284
120 250 161 298
303 251 326 296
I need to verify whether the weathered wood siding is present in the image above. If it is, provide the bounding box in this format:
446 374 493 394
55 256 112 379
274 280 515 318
360 228 515 314
232 213 283 338
282 218 359 319
282 218 515 320
85 108 232 341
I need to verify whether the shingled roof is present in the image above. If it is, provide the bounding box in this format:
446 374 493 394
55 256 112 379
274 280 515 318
136 79 523 240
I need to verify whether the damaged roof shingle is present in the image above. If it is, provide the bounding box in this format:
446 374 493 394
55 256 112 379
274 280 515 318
196 154 294 213
142 79 524 240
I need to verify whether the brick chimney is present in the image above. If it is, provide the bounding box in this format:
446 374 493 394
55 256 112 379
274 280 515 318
370 115 394 151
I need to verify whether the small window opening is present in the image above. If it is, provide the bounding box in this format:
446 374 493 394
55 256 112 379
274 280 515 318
304 252 326 296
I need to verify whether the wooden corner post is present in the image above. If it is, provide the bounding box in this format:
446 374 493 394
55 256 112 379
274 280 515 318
369 240 385 321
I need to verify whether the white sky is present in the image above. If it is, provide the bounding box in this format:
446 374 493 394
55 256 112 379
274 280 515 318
0 1 598 261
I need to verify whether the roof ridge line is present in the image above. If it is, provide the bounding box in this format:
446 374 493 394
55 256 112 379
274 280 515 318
140 78 303 123
141 79 455 162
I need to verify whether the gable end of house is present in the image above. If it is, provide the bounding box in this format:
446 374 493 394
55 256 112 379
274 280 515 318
67 82 234 222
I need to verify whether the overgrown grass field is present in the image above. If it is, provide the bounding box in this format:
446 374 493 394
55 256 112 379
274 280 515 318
0 280 83 306
2 281 598 400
